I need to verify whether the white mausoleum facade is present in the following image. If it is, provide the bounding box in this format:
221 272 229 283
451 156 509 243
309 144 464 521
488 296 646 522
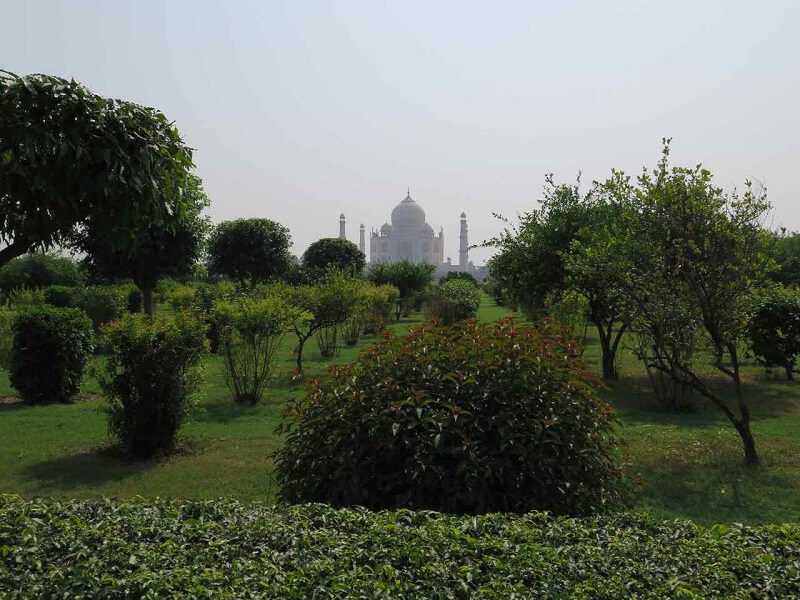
339 190 483 279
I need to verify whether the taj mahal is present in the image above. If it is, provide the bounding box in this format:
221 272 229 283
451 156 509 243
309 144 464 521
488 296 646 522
337 189 483 280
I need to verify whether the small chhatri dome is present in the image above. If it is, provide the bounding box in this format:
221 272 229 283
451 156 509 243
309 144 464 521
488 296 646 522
460 212 467 219
339 213 346 219
380 222 392 233
391 190 426 228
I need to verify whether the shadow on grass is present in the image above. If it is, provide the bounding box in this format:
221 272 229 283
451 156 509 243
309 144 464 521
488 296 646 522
20 448 153 493
605 373 800 428
633 457 798 525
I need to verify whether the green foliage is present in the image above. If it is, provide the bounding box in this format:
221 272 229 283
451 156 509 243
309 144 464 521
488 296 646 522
126 285 142 313
0 307 13 372
748 286 800 379
43 285 76 308
362 284 400 334
9 305 93 404
100 313 207 457
366 260 435 320
207 218 292 282
277 318 626 515
0 71 194 268
7 288 45 308
2 497 799 598
770 230 800 287
273 271 365 372
214 296 299 404
426 279 481 324
78 174 210 316
544 289 590 354
439 270 478 286
74 285 126 332
0 253 84 302
302 237 365 274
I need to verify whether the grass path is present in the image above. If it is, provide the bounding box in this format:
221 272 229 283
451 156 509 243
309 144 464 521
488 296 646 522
1 294 798 524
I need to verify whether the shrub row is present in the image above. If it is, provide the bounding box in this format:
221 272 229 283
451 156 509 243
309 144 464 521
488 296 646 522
0 497 798 598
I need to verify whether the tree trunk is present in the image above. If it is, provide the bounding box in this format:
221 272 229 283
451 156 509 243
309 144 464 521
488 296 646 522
142 286 155 318
296 336 307 373
737 421 759 466
785 364 794 381
0 239 30 270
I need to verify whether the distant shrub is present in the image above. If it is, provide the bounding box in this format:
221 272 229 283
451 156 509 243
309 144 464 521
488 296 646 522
8 288 45 309
10 306 93 404
439 271 478 286
0 308 13 372
748 286 800 379
277 318 626 515
0 253 84 302
101 314 207 457
362 284 399 334
43 285 76 308
126 286 142 314
75 285 126 332
315 324 339 357
168 284 198 312
215 297 298 404
426 279 481 325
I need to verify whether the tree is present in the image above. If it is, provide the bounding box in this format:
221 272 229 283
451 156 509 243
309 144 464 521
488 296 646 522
78 175 210 316
366 261 435 320
604 141 771 464
490 177 630 379
302 238 365 274
770 231 800 287
0 71 194 268
0 254 84 302
271 271 364 373
207 218 291 283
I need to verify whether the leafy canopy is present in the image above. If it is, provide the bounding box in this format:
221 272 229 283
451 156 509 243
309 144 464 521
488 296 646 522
207 218 292 283
0 71 194 267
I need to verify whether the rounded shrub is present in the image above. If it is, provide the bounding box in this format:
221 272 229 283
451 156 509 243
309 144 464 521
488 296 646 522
100 313 207 457
276 318 626 515
75 285 126 332
748 286 800 379
126 286 142 314
426 279 481 325
0 308 13 372
43 285 77 308
9 305 93 404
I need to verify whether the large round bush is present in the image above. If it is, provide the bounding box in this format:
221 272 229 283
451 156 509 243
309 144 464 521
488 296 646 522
276 318 626 515
10 305 93 404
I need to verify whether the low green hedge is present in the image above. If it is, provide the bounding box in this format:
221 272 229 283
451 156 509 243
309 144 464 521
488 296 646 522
1 497 798 598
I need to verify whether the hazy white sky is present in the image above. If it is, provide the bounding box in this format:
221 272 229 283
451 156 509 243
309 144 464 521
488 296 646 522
3 1 799 264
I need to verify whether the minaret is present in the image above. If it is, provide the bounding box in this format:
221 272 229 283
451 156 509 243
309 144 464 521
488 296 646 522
339 213 346 239
359 223 366 256
458 212 468 267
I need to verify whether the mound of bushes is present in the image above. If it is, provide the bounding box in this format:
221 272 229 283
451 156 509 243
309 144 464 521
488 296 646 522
1 497 798 598
0 253 84 302
100 313 207 457
276 318 625 515
9 305 93 404
426 278 481 324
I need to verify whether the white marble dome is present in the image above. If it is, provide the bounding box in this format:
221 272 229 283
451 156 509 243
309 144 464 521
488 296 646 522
391 193 426 228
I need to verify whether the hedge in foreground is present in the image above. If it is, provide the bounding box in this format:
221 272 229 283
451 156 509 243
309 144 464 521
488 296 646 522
0 497 798 599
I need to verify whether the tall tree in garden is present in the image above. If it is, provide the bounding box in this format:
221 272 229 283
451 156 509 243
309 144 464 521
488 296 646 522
0 71 194 268
207 218 292 284
602 141 772 465
770 230 800 287
489 177 630 379
78 175 210 316
366 261 435 320
302 238 365 275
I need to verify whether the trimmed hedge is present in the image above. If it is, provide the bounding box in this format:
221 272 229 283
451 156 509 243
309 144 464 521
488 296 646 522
0 497 798 598
9 305 93 404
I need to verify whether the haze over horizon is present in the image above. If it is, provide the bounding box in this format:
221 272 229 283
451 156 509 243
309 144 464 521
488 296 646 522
3 1 799 265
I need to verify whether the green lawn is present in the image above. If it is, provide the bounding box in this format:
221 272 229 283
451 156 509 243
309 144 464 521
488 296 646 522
1 294 798 525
